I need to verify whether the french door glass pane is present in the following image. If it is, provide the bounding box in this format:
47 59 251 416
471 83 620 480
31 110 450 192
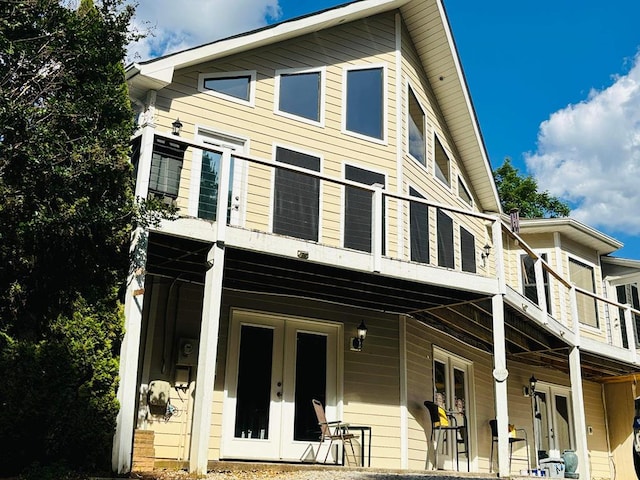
536 392 550 455
293 332 327 441
235 325 273 439
198 151 234 222
460 227 476 273
555 395 571 451
409 187 429 263
434 360 446 407
437 209 454 268
453 368 466 413
344 165 385 252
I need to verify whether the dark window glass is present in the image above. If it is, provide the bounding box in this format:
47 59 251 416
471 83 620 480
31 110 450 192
198 151 235 223
279 72 320 122
409 187 429 263
203 75 251 101
617 285 629 348
458 177 472 205
437 209 454 268
434 136 450 185
293 332 327 441
408 89 425 164
149 137 185 198
346 68 383 139
344 165 385 252
520 254 551 312
273 147 320 241
460 227 476 273
234 325 273 439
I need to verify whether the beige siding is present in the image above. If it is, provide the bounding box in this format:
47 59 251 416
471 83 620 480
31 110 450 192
604 382 635 480
584 381 612 480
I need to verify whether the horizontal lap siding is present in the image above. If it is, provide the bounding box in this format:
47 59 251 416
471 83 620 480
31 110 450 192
158 12 399 254
583 381 611 480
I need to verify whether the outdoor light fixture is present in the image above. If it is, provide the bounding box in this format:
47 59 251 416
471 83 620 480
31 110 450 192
523 374 538 397
172 118 183 136
351 320 368 352
481 243 491 266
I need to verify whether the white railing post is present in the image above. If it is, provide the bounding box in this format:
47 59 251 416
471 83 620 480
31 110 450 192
491 220 506 294
372 183 384 273
624 306 638 363
534 258 548 324
491 294 510 476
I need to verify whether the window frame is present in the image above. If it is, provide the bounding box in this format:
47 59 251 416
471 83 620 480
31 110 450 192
198 70 257 107
457 176 473 207
567 254 600 331
274 66 325 127
407 84 426 166
270 143 323 242
518 251 552 315
433 133 452 188
342 64 388 144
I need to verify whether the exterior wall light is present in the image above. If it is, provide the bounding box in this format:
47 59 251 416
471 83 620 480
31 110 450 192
172 118 183 136
481 243 491 266
351 320 368 351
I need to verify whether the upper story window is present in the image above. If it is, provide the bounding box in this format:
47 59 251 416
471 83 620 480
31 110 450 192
198 70 256 106
458 177 473 206
460 227 476 273
616 283 640 347
434 135 451 186
149 136 186 199
344 164 386 253
275 67 324 124
437 209 454 269
408 87 426 165
409 187 429 264
568 257 598 328
344 65 385 141
521 253 551 313
273 146 321 242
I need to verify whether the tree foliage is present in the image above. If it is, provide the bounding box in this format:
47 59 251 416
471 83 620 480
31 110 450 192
493 158 571 218
0 0 136 475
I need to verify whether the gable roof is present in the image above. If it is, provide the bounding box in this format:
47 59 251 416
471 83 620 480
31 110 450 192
126 0 502 214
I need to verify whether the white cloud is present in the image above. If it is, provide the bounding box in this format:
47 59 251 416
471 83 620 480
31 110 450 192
127 0 282 63
525 52 640 234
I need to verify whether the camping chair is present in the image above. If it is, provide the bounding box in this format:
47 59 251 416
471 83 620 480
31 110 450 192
424 400 469 471
489 419 530 474
312 399 358 466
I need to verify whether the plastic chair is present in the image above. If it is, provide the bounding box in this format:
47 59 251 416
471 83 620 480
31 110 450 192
489 419 530 474
424 400 469 471
311 399 358 466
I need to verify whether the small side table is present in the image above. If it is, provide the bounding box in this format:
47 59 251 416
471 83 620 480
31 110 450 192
348 425 372 467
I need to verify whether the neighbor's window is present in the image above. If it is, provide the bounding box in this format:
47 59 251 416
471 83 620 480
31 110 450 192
434 135 450 186
460 226 476 273
437 209 454 269
198 71 256 105
568 257 598 328
408 88 425 164
345 67 384 140
344 165 385 253
276 68 322 123
409 187 429 264
273 147 321 241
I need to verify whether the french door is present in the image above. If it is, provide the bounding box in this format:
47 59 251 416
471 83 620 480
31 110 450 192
221 310 339 462
534 384 574 457
433 348 473 469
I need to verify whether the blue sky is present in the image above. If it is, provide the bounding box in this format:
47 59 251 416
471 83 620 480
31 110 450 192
129 0 640 259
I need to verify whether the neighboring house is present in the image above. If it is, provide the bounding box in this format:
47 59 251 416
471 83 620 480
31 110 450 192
115 0 640 478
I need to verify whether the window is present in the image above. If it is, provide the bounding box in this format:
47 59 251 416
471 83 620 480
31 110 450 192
273 147 321 241
458 177 472 206
408 88 425 164
149 136 186 199
521 254 551 313
434 135 450 186
409 187 429 263
345 66 384 140
460 227 476 273
437 209 454 268
568 257 598 328
276 68 323 123
198 70 256 106
616 283 640 347
344 165 385 252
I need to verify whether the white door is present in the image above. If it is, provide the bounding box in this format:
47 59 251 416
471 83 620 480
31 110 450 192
433 348 472 470
534 384 574 457
221 310 339 462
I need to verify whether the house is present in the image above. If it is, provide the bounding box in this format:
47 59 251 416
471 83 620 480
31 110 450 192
116 0 640 478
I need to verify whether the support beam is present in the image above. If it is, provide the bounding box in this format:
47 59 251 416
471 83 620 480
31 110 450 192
491 294 510 476
189 149 231 474
569 346 590 480
112 227 148 473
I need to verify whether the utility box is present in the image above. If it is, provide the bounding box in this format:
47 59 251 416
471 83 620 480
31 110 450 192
540 457 565 478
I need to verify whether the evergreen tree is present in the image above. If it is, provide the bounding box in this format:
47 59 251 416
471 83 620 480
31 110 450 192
494 158 571 218
0 0 136 474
